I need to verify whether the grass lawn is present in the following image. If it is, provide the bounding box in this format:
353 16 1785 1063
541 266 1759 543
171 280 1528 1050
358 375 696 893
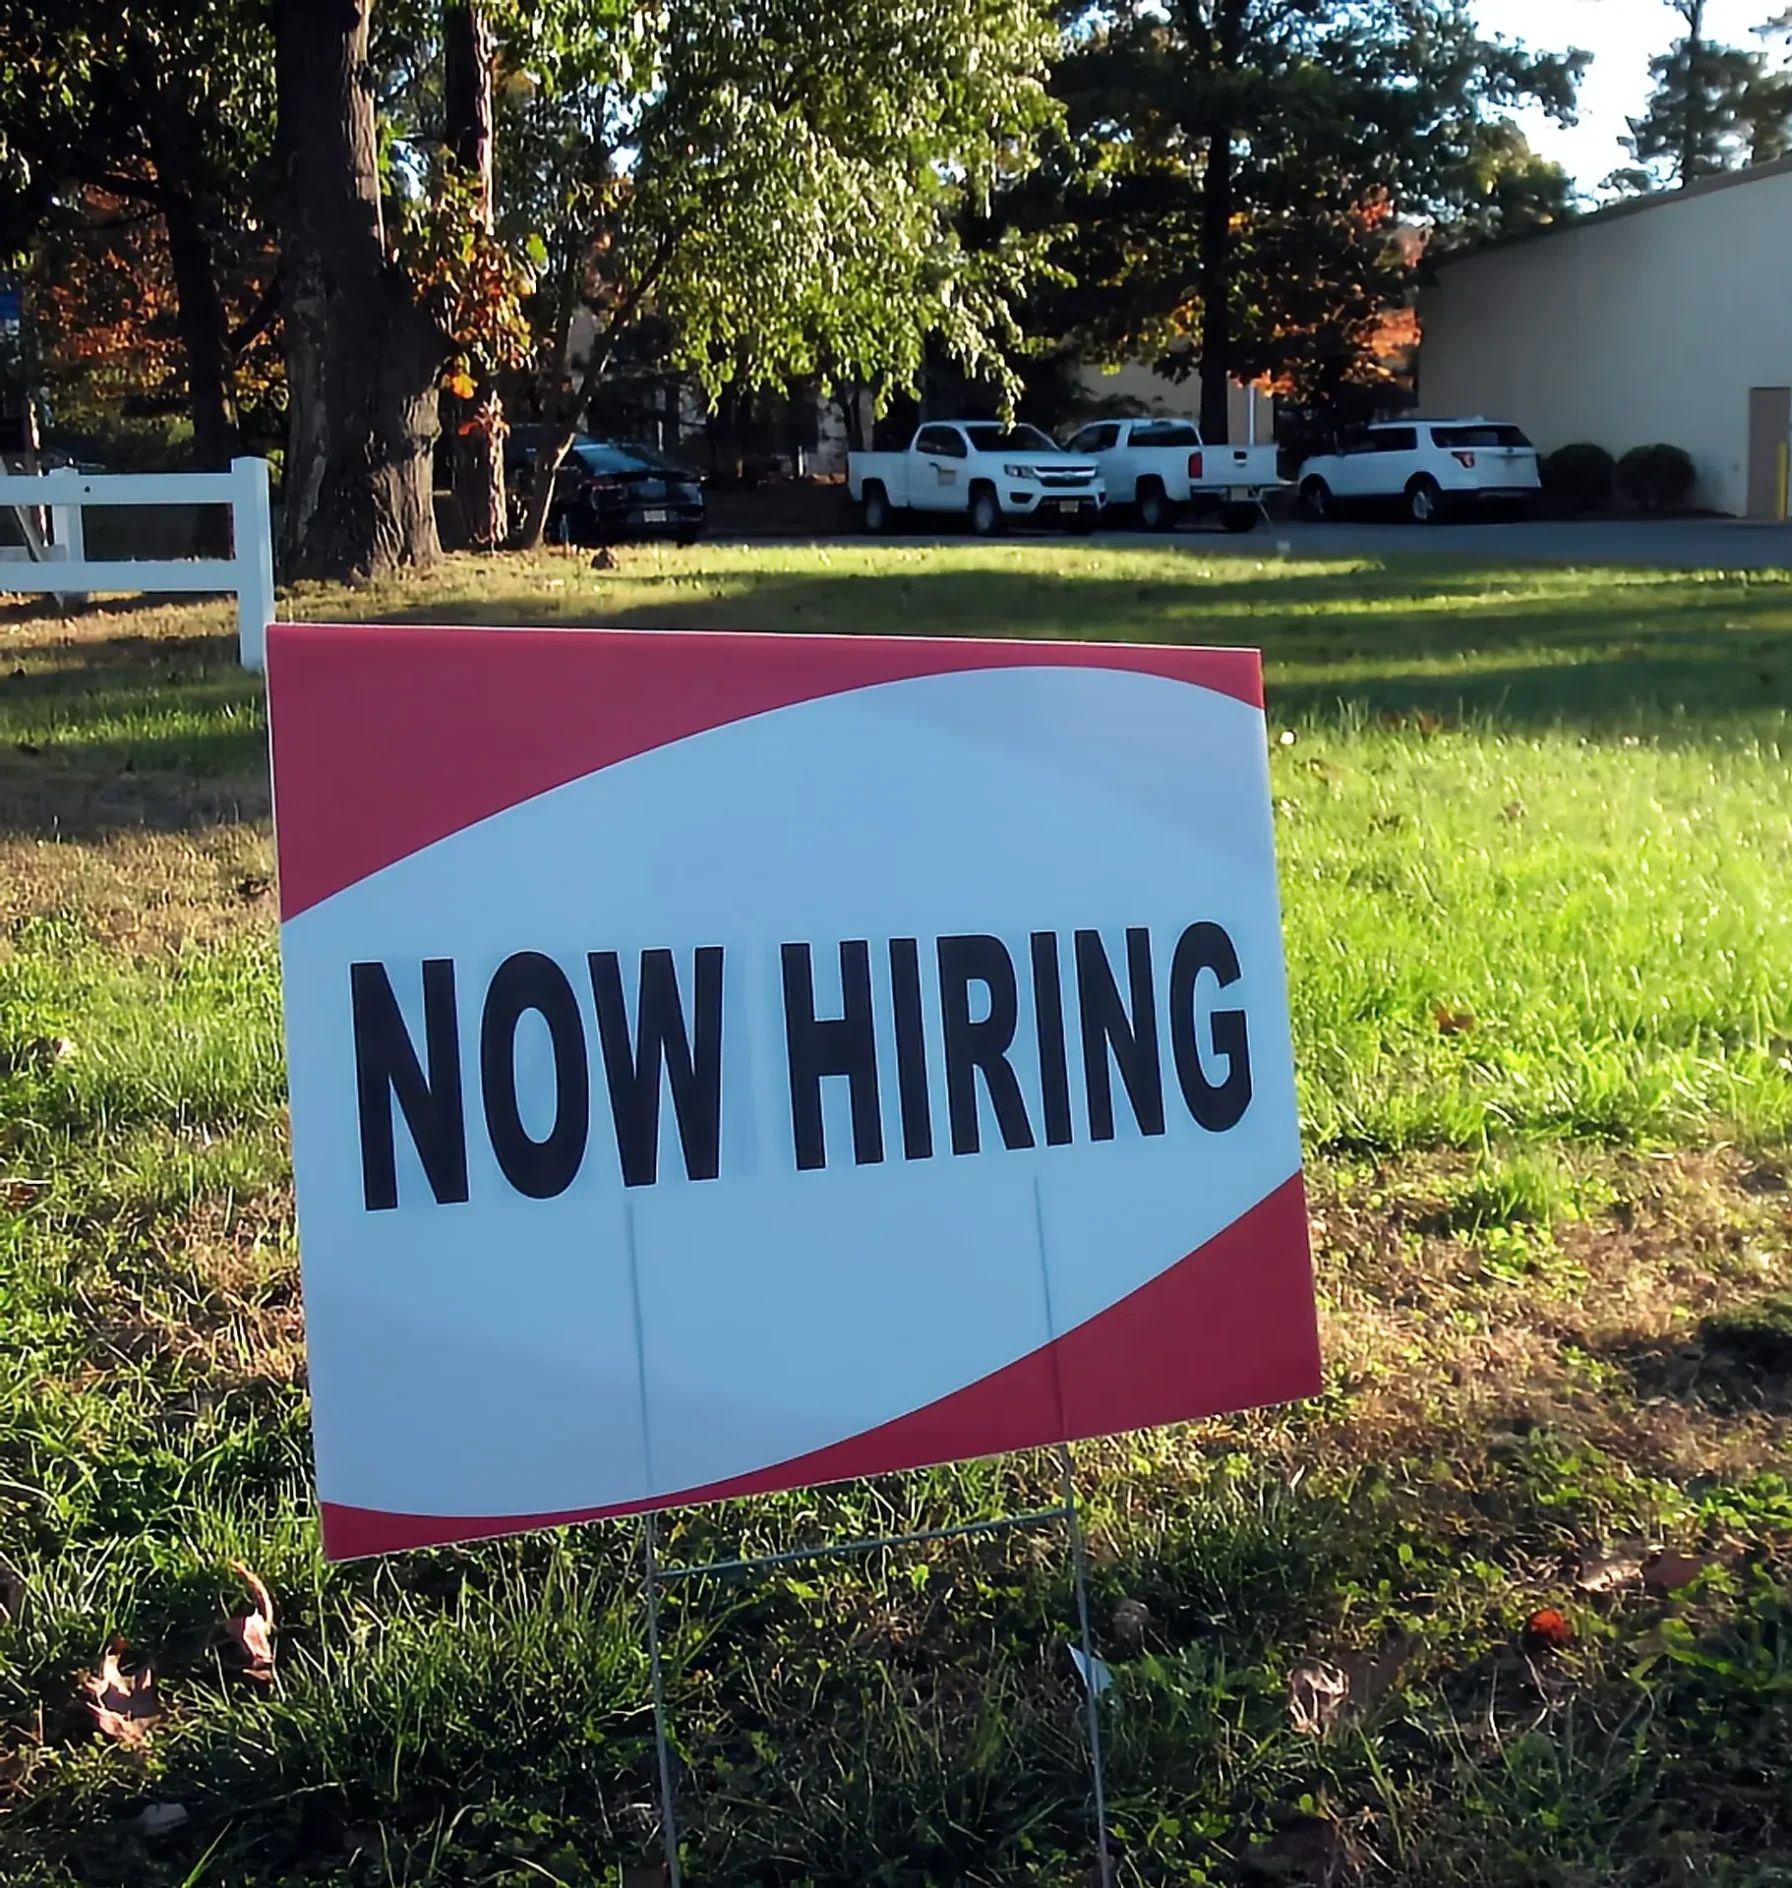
1 542 1790 1886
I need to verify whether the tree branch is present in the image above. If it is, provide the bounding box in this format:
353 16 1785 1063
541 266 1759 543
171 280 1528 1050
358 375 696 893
227 274 283 353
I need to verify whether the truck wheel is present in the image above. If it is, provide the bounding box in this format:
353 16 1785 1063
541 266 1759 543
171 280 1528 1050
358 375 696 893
1299 477 1332 521
1406 475 1444 525
1137 479 1180 533
1218 502 1261 534
969 483 1004 538
861 482 892 534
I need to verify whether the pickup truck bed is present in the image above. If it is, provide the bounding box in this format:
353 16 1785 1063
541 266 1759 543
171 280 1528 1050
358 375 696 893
1064 418 1284 531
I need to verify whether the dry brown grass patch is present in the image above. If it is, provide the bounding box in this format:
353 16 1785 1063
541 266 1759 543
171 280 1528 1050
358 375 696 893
1309 1149 1792 1480
0 824 275 961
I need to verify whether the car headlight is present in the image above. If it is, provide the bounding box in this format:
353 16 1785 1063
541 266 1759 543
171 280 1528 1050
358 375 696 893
1002 463 1035 479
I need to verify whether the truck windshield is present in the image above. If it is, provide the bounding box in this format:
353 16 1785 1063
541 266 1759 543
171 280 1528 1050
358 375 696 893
962 424 1059 454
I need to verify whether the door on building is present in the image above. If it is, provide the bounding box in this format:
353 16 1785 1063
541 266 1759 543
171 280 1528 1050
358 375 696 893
1746 386 1790 521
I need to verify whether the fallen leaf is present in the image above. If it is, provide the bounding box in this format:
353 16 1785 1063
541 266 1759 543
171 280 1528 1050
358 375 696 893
1434 1007 1477 1037
128 1801 189 1838
225 1560 276 1680
1577 1552 1644 1594
1521 1607 1574 1654
1067 1643 1114 1697
81 1638 161 1745
1111 1597 1151 1642
1643 1550 1708 1594
1287 1659 1349 1735
1501 800 1526 822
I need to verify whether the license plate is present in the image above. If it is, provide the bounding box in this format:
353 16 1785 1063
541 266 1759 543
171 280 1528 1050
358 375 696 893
1228 486 1254 501
1052 498 1080 514
641 508 668 524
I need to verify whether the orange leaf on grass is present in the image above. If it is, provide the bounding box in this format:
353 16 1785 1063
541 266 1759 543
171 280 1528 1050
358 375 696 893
1435 1007 1477 1037
81 1638 161 1745
1522 1607 1574 1654
225 1561 276 1681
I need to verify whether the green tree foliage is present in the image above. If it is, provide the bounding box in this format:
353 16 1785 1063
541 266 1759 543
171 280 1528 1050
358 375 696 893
481 0 1060 544
1612 0 1792 191
1013 0 1583 436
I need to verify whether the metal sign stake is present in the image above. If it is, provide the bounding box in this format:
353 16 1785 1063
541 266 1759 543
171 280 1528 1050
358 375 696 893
643 1513 683 1888
1059 1444 1115 1888
638 1469 1114 1888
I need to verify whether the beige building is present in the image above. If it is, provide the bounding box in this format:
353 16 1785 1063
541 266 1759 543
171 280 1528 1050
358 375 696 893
1073 356 1277 442
1419 156 1792 519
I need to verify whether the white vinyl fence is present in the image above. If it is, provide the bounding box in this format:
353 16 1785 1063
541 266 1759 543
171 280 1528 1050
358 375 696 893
0 456 275 671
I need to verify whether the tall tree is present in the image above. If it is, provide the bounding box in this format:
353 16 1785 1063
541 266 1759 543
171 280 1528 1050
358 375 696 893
275 0 451 579
1614 1 1792 188
0 1 274 468
1035 0 1583 438
491 0 1059 547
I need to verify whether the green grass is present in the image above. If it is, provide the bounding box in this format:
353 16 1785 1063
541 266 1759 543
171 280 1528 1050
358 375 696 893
1 543 1790 1885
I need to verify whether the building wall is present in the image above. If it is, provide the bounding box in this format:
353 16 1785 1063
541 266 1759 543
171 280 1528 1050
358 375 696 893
1418 161 1792 516
1073 359 1276 441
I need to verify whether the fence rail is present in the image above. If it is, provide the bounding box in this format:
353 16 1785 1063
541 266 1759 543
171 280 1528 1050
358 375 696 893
0 457 275 671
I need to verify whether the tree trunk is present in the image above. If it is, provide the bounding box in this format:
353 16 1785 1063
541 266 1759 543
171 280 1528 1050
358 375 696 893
161 193 239 472
275 0 446 581
1198 117 1234 444
443 0 506 549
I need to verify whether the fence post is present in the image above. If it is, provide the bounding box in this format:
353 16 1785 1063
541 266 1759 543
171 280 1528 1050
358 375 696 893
232 456 276 672
48 480 89 609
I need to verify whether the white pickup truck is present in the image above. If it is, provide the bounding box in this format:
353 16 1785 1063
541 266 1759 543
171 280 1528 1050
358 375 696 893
1062 417 1284 532
848 422 1105 535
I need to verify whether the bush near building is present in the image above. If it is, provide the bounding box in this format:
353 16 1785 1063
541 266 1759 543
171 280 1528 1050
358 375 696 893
1617 442 1697 511
1541 442 1616 513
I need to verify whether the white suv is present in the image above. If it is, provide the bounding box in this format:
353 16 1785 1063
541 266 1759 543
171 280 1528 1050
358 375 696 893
1297 419 1541 524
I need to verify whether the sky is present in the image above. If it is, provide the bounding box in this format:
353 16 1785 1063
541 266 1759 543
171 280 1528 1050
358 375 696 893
1475 0 1790 193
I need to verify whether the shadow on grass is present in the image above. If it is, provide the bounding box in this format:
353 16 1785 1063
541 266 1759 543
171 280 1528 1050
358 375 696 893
3 557 1790 842
1601 1289 1792 1419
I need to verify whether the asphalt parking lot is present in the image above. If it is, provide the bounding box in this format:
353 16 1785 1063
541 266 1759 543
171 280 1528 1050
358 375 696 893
1153 515 1792 567
766 514 1792 567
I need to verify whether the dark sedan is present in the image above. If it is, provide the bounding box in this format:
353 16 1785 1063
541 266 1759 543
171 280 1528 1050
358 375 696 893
515 436 706 547
502 441 706 551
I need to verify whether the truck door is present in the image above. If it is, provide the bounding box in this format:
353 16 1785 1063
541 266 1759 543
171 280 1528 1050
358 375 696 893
912 424 967 513
1068 422 1124 496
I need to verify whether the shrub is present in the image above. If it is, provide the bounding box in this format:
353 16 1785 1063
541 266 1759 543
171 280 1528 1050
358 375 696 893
1616 443 1696 511
1541 443 1615 513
